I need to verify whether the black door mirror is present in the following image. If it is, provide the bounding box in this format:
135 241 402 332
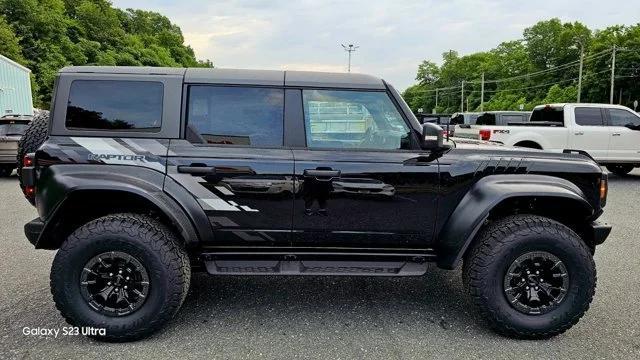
625 123 640 131
421 123 444 150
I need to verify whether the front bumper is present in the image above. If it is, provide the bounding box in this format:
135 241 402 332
24 217 44 246
587 220 611 246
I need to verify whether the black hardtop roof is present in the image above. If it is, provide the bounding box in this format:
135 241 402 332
59 66 386 89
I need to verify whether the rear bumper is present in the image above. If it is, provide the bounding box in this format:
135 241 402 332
24 217 44 246
587 220 611 246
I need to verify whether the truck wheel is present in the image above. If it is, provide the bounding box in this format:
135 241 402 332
463 215 596 339
17 111 49 192
50 213 191 342
606 164 634 176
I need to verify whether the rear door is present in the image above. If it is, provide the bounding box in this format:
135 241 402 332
605 107 640 161
290 88 439 249
569 107 610 160
167 85 294 248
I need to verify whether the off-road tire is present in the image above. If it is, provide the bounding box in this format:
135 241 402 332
606 164 634 176
463 215 596 339
17 111 49 192
50 213 191 342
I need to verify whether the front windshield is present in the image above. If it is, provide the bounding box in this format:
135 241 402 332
0 123 29 136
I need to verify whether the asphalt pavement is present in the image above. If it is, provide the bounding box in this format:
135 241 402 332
1 170 639 359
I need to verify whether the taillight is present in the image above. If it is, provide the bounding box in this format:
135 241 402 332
479 129 491 141
599 174 608 207
22 153 37 202
23 154 34 167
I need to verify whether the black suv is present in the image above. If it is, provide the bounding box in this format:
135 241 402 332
18 66 611 341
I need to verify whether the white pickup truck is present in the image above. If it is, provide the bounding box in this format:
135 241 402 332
454 103 640 175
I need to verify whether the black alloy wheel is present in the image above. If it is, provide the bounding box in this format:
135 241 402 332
503 251 569 315
80 251 150 317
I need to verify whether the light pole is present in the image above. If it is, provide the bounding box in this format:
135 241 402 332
341 44 359 72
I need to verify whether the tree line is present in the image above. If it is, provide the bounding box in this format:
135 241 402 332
402 19 640 114
0 0 212 108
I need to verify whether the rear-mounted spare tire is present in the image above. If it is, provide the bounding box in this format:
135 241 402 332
17 111 49 197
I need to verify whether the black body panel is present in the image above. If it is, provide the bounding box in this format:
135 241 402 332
167 140 295 248
291 149 439 248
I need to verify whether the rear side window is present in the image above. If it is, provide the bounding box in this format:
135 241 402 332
186 86 284 146
66 80 163 131
575 107 604 126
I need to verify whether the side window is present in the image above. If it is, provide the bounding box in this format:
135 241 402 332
608 109 640 127
574 107 604 126
302 89 412 150
501 115 525 125
186 86 284 146
66 80 163 131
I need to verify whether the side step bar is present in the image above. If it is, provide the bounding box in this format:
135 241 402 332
201 252 434 276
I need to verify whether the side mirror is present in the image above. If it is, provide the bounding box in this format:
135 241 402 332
625 123 640 131
421 123 444 149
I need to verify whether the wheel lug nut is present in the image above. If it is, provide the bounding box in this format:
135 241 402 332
526 270 530 274
126 277 130 280
107 282 111 285
124 286 128 289
536 271 539 275
109 273 113 276
119 270 122 274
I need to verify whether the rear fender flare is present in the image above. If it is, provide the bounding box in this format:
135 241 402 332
34 165 209 249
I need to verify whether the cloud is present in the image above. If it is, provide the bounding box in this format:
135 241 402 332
113 0 637 90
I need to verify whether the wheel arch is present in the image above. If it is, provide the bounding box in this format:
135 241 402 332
33 165 207 250
513 140 543 149
435 174 594 269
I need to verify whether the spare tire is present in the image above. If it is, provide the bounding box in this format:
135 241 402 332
17 111 49 193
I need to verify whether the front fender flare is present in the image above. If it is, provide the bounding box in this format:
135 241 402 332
436 174 594 269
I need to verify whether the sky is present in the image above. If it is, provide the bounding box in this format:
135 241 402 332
111 0 638 90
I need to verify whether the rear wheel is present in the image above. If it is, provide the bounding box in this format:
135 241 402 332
606 164 634 176
50 213 191 342
463 215 596 339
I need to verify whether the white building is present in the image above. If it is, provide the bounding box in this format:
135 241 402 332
0 54 33 116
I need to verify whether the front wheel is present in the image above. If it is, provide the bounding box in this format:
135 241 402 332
606 164 634 176
463 215 596 339
50 213 191 342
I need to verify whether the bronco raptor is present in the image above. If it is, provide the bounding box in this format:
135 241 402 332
18 66 610 341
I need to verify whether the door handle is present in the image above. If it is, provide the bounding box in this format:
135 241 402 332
303 169 341 180
574 132 584 135
177 165 216 175
612 133 621 136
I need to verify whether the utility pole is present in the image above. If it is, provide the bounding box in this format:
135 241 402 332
619 88 622 105
460 80 465 112
577 44 584 102
480 72 485 112
434 88 438 114
610 45 616 104
466 97 469 112
341 44 359 73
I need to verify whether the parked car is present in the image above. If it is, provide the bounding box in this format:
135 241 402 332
0 114 31 176
453 103 640 175
19 67 610 341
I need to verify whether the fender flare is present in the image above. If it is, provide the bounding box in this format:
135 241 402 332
34 164 210 249
435 174 594 269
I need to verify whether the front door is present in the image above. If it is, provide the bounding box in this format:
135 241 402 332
167 85 294 248
606 107 640 161
291 89 439 249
